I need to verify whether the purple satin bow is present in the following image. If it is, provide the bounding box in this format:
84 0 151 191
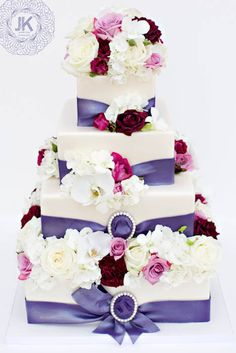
71 286 159 344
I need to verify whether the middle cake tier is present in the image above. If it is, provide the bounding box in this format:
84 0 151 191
41 173 195 238
57 100 175 186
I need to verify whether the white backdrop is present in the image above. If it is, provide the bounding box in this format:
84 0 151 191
0 0 236 351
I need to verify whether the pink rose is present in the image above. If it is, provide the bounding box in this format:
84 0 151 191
145 53 162 69
93 13 123 41
142 255 170 285
17 253 32 280
175 152 194 171
113 182 123 194
93 113 110 131
175 139 188 154
90 57 108 75
37 148 46 166
110 237 127 261
111 152 133 182
195 194 207 204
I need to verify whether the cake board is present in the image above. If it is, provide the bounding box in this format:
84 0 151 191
4 277 235 353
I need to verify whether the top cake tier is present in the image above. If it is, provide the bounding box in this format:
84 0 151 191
76 75 156 126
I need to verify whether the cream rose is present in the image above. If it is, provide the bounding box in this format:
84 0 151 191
124 39 150 74
41 238 76 278
190 236 221 272
125 238 150 274
67 33 99 73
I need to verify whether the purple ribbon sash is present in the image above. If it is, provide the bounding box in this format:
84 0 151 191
77 97 156 126
41 213 194 238
58 158 175 186
26 285 210 344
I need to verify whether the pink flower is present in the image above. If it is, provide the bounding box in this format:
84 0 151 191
175 152 194 171
111 152 133 182
17 253 32 280
142 255 171 285
37 148 46 166
93 113 110 131
110 237 127 261
175 139 188 154
195 194 207 204
90 57 108 75
93 13 123 41
145 53 162 69
113 182 123 194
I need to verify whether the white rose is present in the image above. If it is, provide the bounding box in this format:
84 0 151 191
125 238 150 274
66 34 99 74
190 236 221 272
41 237 76 278
38 150 59 180
68 17 94 39
124 39 150 74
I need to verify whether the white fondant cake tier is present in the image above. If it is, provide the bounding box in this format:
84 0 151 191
57 99 175 163
24 278 210 305
40 173 195 226
77 75 157 105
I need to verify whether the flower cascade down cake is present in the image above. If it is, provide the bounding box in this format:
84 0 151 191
17 7 220 345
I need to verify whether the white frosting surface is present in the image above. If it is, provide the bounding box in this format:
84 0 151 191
41 173 195 225
24 278 210 305
57 99 175 163
77 75 157 105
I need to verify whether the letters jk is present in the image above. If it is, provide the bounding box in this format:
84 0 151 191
15 16 33 31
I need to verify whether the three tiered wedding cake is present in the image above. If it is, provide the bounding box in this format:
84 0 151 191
16 7 220 344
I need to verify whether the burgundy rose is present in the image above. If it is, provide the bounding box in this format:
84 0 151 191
37 149 46 166
116 109 148 136
195 194 207 204
93 113 110 131
90 57 108 75
111 152 133 182
98 39 111 59
134 17 162 44
194 215 219 239
99 254 127 287
175 139 188 154
21 205 41 228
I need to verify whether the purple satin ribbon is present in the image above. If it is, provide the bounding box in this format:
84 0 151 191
58 158 175 186
26 285 210 344
77 97 156 126
41 213 194 239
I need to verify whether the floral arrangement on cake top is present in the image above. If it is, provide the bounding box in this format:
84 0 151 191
93 95 168 135
63 7 166 82
61 150 148 213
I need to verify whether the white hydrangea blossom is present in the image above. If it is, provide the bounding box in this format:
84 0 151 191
37 137 59 180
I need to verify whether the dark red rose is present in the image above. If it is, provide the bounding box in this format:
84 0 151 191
98 39 111 59
90 57 108 75
194 216 219 239
195 194 207 204
93 113 110 131
111 152 133 182
37 149 46 166
175 139 188 154
21 205 41 228
134 17 162 44
99 254 127 287
116 109 148 136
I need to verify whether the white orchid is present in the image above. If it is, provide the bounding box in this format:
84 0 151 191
122 17 150 40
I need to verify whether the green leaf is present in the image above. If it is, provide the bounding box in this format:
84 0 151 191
128 39 136 47
141 123 154 132
186 239 195 246
51 142 58 153
89 72 98 77
178 225 188 234
143 39 151 46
